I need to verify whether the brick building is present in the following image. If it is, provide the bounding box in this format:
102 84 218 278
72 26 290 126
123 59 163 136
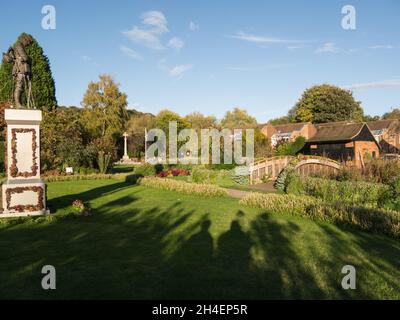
307 122 380 168
261 121 385 168
261 122 316 147
367 119 400 154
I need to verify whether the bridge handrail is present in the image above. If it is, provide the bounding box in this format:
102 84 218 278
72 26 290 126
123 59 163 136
251 154 341 168
251 155 295 167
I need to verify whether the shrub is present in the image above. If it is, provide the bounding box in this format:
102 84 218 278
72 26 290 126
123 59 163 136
275 136 306 156
285 171 304 195
302 177 388 207
97 151 112 174
191 167 219 184
71 199 92 216
134 164 156 177
154 164 164 174
378 177 400 211
240 192 400 238
274 160 297 191
208 163 236 170
334 166 362 182
156 169 190 177
124 174 143 184
364 160 400 184
139 177 228 197
229 167 249 185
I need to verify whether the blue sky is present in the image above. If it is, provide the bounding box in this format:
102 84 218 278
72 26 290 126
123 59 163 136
1 0 399 121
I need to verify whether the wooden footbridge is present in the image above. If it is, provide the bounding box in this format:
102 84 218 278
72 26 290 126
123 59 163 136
249 155 341 184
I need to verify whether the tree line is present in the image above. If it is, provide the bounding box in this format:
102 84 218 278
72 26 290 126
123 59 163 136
0 33 398 173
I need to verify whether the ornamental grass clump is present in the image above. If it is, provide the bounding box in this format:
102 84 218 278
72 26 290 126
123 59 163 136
240 192 400 238
44 173 118 182
301 177 388 207
240 192 321 216
191 167 220 184
139 177 228 197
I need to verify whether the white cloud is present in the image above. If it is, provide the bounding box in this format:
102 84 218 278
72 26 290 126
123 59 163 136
345 79 400 90
80 55 98 67
228 64 292 71
315 42 339 53
228 31 306 45
123 26 164 50
189 21 199 31
141 10 168 34
369 45 395 49
81 55 92 62
122 10 168 50
120 45 143 60
287 46 303 50
169 64 192 77
168 37 184 51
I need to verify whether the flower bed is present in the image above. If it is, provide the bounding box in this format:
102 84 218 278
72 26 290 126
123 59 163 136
156 169 190 177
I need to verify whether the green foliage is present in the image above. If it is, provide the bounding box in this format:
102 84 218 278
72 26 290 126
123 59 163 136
230 167 249 185
290 84 364 123
41 107 89 171
126 113 156 159
378 177 400 211
134 163 156 177
191 167 219 184
275 136 306 156
274 166 290 192
97 151 111 174
0 61 13 104
208 163 236 170
382 108 400 120
254 127 273 158
274 159 299 191
185 112 217 129
333 166 362 182
139 177 228 197
240 192 400 239
302 177 388 207
0 33 57 110
285 171 304 195
364 160 400 184
124 174 143 185
221 107 257 129
155 109 188 133
82 74 128 140
268 116 291 125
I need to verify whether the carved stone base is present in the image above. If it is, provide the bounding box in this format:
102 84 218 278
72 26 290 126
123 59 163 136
0 109 48 218
2 180 48 217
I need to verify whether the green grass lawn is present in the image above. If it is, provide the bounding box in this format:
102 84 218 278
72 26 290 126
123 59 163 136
0 179 399 299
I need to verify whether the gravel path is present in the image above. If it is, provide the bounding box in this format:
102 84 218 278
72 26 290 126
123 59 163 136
226 182 277 199
225 189 250 199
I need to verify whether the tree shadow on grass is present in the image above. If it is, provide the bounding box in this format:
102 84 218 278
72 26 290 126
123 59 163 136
47 181 133 213
317 223 400 299
1 181 400 299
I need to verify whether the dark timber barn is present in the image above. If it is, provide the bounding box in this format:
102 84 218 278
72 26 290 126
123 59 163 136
307 122 380 168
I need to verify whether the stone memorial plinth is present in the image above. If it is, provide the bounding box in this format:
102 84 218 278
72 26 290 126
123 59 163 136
1 109 48 217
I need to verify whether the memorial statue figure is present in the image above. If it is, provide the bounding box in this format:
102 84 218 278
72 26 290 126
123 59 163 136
2 36 34 109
